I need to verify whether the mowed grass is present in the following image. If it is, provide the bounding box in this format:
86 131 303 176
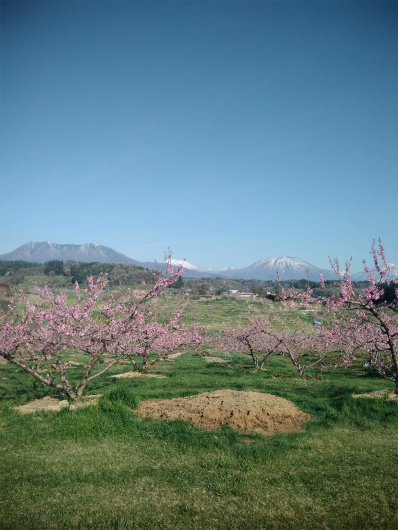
1 298 398 530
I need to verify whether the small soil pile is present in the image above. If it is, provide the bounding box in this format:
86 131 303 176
15 394 101 414
166 351 186 359
111 372 165 379
137 389 312 435
353 389 398 404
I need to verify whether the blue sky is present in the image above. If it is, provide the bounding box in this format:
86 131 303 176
1 0 397 272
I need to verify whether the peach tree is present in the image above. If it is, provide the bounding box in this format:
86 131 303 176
0 263 205 401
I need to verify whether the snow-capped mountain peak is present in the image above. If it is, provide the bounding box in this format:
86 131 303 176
169 259 198 270
253 256 309 269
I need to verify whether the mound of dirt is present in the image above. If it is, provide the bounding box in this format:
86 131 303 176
15 395 69 414
136 389 312 435
352 389 398 403
110 372 166 379
166 351 186 359
15 394 102 414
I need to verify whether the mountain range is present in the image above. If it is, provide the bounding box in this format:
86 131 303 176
1 241 397 282
0 241 142 266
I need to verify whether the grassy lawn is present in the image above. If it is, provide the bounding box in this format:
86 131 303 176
1 298 397 530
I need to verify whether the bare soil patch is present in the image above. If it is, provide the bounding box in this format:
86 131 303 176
110 372 166 379
137 389 312 435
14 394 102 414
205 357 227 363
166 351 187 359
352 389 398 403
103 357 130 364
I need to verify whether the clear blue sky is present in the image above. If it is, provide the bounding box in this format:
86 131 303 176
1 0 397 272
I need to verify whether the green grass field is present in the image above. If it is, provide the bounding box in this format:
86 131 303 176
1 297 397 530
154 295 322 330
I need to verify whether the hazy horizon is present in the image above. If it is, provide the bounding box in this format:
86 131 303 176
1 239 397 274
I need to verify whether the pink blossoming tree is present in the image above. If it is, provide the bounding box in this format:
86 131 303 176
319 240 398 390
218 241 397 384
217 313 330 374
216 314 281 369
0 263 205 401
261 318 331 376
121 302 207 373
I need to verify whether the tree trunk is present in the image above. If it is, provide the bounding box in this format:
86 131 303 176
251 354 259 369
259 352 273 369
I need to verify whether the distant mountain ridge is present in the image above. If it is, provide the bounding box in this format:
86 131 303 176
1 241 396 281
0 241 141 266
169 256 337 281
216 256 338 281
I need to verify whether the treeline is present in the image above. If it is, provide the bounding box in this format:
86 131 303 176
0 260 156 287
67 261 158 286
0 260 41 276
42 260 116 282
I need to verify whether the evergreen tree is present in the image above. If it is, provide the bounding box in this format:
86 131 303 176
44 260 64 275
169 275 184 289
